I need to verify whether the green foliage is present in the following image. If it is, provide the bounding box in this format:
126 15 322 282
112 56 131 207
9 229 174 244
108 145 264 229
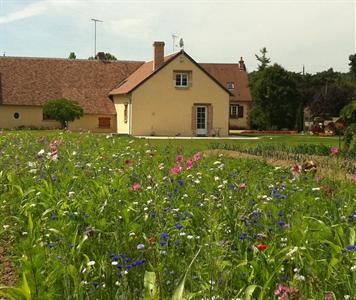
349 53 356 76
255 47 270 71
250 64 300 130
42 98 83 129
344 123 356 150
0 132 355 299
68 52 76 59
88 53 117 60
340 101 356 125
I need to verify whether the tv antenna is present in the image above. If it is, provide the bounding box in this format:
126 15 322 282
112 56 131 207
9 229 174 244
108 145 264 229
172 34 179 52
91 18 103 57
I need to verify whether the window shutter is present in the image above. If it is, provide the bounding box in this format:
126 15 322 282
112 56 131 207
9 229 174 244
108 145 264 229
238 105 244 118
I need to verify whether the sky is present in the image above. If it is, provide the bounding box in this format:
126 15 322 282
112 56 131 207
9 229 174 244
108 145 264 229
0 0 355 73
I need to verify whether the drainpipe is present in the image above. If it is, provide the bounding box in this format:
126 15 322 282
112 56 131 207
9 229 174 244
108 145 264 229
128 93 133 135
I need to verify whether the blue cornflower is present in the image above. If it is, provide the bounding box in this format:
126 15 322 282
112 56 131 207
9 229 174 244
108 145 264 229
47 242 54 249
277 220 285 227
177 179 184 186
175 223 183 230
92 282 99 288
239 233 248 241
175 239 180 245
160 240 167 246
109 253 119 261
160 232 168 239
346 245 356 251
51 175 57 181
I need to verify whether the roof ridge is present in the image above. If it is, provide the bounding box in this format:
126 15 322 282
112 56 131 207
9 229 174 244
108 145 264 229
0 56 145 63
200 62 240 65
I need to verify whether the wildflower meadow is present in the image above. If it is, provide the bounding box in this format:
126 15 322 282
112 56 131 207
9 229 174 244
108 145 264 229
0 131 355 300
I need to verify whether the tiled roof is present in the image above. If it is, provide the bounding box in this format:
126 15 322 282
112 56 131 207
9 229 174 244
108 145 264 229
110 53 250 101
0 57 144 114
200 63 252 101
109 52 179 95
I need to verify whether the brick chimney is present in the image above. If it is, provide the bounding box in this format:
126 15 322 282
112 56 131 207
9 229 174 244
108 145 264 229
153 41 165 70
239 57 246 71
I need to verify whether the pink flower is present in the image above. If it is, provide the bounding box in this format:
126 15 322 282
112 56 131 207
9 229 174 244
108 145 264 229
292 164 302 174
352 175 356 181
170 163 182 175
185 159 193 170
239 182 247 189
193 152 201 161
131 183 141 191
330 147 338 155
176 155 183 163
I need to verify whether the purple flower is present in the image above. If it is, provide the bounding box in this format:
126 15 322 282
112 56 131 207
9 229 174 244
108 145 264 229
160 232 168 239
239 233 248 241
346 245 356 251
160 240 167 246
175 223 183 230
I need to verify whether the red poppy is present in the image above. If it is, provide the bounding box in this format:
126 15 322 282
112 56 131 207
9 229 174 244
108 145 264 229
124 159 132 165
148 236 156 243
255 244 268 251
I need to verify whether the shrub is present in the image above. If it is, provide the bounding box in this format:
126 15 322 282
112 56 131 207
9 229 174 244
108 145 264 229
43 98 84 129
343 123 356 151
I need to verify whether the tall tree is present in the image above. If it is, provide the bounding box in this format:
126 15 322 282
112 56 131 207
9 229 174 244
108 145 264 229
255 47 271 71
88 53 118 60
250 64 299 130
68 52 77 59
349 53 356 76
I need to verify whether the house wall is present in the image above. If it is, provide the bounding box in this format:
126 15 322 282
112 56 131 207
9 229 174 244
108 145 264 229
0 105 116 132
113 95 131 134
69 114 117 133
229 102 251 129
131 54 230 136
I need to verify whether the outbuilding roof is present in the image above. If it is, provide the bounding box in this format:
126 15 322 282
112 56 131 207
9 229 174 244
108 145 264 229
0 56 144 114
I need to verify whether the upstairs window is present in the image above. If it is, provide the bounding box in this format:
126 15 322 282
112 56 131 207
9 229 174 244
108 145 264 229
227 82 235 90
175 73 189 87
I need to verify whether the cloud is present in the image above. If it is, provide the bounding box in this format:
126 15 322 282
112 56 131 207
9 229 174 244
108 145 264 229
0 1 49 25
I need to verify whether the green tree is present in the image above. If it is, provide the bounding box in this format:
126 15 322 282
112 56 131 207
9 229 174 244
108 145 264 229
255 47 271 71
43 98 84 129
250 64 299 130
68 52 77 59
349 53 356 76
340 101 356 125
88 52 117 60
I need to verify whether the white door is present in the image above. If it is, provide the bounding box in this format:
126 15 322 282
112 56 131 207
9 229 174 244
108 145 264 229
196 106 207 136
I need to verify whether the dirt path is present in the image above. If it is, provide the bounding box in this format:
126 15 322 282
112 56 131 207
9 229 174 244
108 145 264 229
203 149 355 181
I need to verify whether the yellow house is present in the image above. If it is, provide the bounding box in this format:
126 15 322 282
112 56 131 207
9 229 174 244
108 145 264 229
0 41 251 135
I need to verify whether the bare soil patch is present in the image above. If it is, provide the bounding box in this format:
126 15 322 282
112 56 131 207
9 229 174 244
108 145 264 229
0 242 16 287
203 149 355 181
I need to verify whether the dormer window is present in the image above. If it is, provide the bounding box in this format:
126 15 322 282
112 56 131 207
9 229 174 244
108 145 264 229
227 82 235 90
175 73 189 87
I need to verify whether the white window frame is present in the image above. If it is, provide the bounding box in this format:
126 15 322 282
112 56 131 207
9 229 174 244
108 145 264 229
227 82 235 90
230 104 238 118
175 73 189 87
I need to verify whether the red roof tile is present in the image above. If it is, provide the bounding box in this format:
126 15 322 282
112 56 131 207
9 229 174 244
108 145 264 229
0 57 144 114
200 63 252 101
109 52 179 95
